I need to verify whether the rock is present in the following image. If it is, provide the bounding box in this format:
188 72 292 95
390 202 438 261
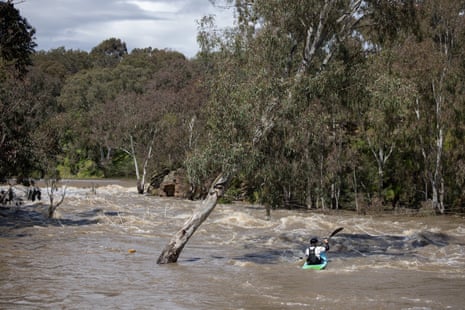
157 168 191 198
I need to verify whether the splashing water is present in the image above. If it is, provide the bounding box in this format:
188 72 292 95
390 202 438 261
1 182 464 309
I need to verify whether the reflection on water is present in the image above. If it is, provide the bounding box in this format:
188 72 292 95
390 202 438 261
1 183 464 309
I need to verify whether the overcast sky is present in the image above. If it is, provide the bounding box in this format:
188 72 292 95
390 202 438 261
17 0 235 58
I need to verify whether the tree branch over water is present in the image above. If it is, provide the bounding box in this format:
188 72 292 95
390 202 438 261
157 173 230 264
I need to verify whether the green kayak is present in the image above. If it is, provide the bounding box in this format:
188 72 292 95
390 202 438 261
302 253 328 270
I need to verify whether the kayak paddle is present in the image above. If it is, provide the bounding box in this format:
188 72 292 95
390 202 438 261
327 227 344 239
298 227 344 260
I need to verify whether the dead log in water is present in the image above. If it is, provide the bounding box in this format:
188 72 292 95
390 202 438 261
157 173 231 264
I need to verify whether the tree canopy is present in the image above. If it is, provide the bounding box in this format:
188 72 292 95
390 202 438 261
1 0 465 214
0 0 36 76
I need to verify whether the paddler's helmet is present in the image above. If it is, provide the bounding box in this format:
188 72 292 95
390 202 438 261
310 237 318 245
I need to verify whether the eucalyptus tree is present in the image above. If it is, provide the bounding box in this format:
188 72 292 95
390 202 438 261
361 51 418 198
57 46 205 192
90 38 128 68
57 62 152 177
33 47 92 78
0 0 36 77
396 0 465 213
104 91 157 193
110 49 207 193
158 0 418 263
190 0 369 208
422 0 465 213
0 0 37 178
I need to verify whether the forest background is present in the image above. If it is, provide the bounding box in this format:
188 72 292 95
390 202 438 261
1 0 465 215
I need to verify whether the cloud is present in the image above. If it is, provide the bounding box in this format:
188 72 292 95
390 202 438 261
17 0 234 58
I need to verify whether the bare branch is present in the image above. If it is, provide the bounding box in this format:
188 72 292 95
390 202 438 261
46 179 66 218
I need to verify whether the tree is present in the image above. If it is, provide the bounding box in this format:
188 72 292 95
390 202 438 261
0 0 38 179
90 38 127 68
159 0 416 263
397 1 465 213
33 47 92 78
363 52 417 197
57 62 151 177
45 177 66 218
420 0 465 214
56 45 207 191
157 173 230 264
107 91 158 194
0 0 36 76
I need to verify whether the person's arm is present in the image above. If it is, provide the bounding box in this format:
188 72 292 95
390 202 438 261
322 239 329 251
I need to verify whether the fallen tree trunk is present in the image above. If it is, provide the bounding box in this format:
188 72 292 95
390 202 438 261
157 173 231 264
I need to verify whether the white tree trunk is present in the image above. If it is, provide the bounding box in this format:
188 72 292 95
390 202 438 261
431 73 446 213
157 174 230 264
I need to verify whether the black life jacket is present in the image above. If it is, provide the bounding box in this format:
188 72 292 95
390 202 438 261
307 246 321 265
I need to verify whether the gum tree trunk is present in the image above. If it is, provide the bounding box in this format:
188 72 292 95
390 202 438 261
156 173 231 264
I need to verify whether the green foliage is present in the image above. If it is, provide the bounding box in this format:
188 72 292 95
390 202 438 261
56 156 104 178
90 38 127 68
106 150 133 177
191 0 465 214
3 0 465 214
0 1 36 76
0 1 41 178
56 157 72 178
76 159 104 178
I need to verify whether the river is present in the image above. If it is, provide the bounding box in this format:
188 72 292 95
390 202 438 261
1 182 464 309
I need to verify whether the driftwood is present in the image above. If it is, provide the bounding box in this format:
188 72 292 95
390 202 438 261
156 173 231 264
46 179 66 218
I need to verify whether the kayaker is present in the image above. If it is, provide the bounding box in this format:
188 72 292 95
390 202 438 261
305 237 329 265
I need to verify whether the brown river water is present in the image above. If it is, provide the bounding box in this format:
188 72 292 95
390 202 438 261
1 181 464 309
